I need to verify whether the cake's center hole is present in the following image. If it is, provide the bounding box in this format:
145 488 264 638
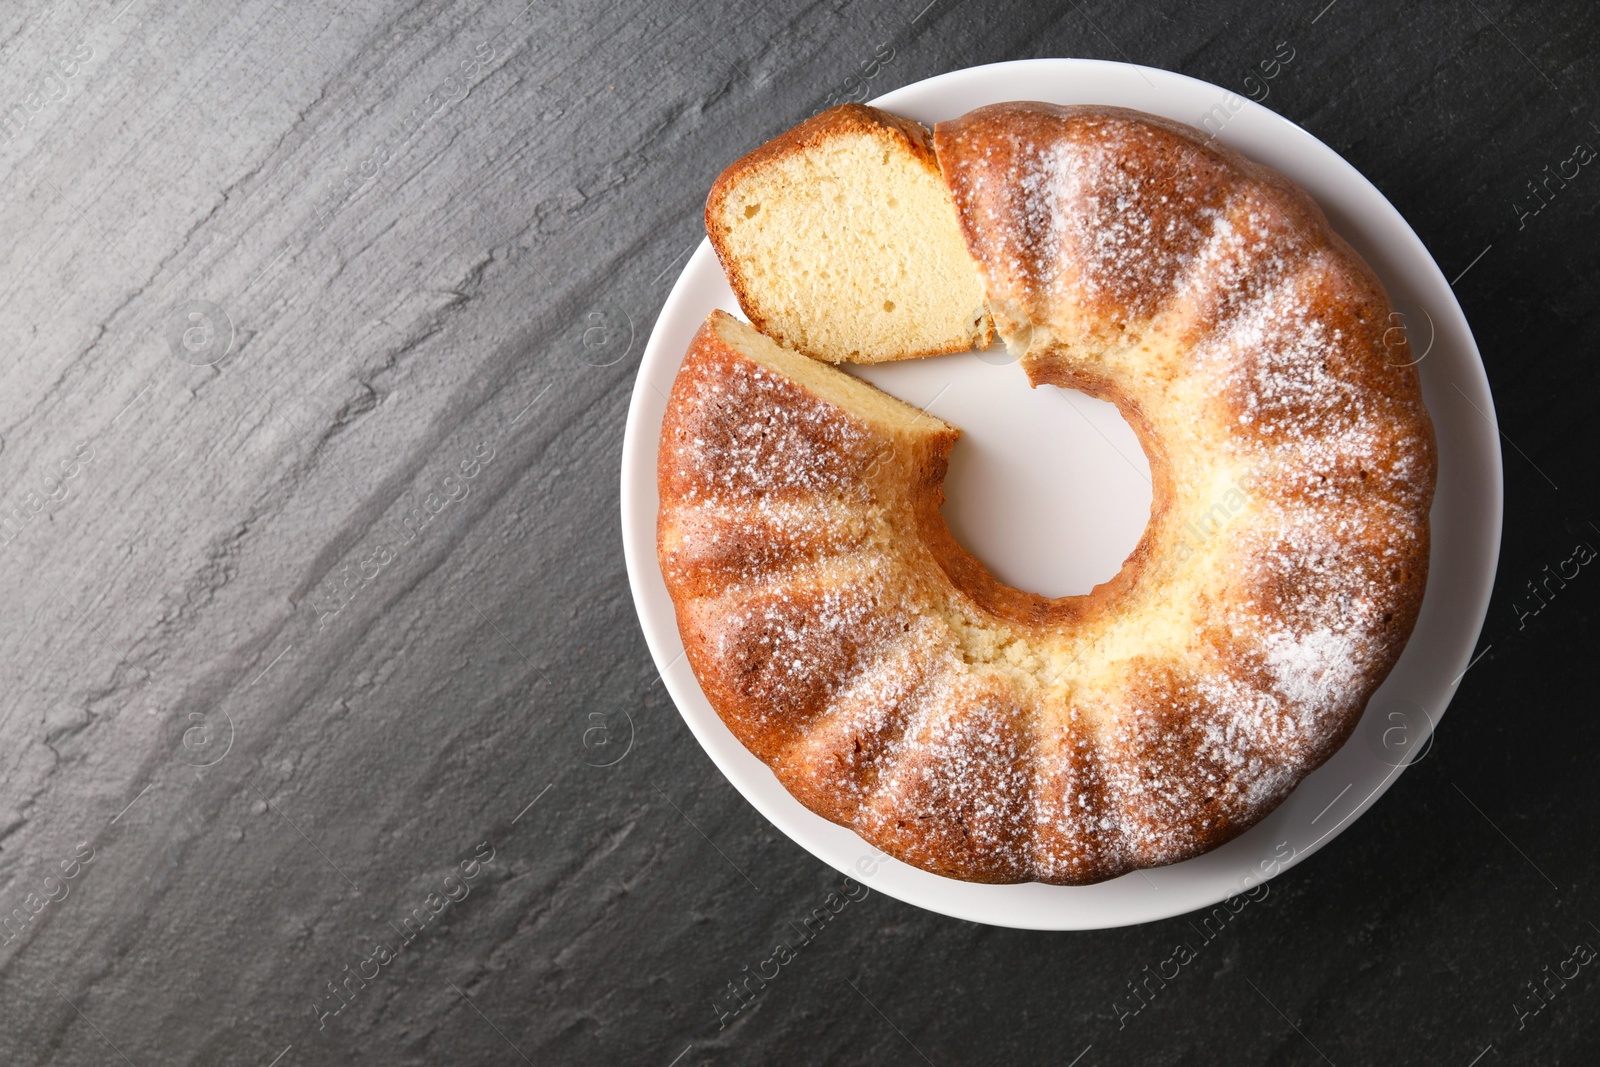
851 353 1153 598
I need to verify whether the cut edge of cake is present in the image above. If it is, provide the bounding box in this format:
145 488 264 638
706 104 994 365
705 309 960 442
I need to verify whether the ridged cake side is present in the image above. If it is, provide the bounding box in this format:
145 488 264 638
659 103 1437 885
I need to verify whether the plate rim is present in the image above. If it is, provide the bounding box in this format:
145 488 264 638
619 57 1503 930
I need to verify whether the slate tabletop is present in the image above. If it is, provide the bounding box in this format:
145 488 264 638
0 0 1596 1064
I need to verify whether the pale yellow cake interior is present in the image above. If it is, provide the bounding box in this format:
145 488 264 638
710 126 991 363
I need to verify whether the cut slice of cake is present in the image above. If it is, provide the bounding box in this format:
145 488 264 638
705 104 993 364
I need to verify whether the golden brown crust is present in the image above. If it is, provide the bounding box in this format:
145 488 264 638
658 311 961 764
663 104 1437 886
708 105 939 213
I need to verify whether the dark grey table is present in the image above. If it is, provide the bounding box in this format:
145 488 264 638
1 1 1595 1064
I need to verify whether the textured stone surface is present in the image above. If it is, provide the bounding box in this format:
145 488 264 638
0 0 1595 1064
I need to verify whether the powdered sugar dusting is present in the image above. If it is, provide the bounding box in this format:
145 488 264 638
1261 626 1363 715
660 105 1435 886
857 666 1034 880
662 342 879 502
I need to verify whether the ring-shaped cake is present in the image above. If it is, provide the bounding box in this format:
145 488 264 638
656 103 1436 885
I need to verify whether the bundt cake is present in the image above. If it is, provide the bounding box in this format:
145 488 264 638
657 102 1436 885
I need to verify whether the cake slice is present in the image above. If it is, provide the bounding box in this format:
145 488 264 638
705 104 993 364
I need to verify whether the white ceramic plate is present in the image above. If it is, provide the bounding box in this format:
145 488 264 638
619 59 1501 929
